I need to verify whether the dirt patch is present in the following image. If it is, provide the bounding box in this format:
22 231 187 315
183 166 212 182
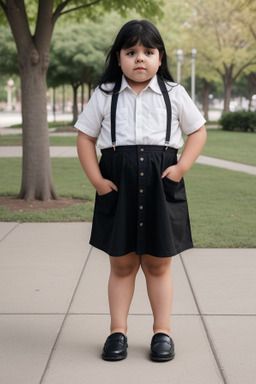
0 195 87 214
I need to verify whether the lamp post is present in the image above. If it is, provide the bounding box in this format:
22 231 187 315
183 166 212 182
7 79 14 111
191 49 197 102
176 49 183 83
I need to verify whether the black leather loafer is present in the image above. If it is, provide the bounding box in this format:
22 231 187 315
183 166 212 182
150 333 175 362
102 332 128 361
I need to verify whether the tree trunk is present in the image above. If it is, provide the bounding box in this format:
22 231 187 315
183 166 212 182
223 81 232 114
18 56 58 201
202 79 210 120
248 73 256 111
81 83 84 113
88 81 92 100
221 66 234 114
62 84 65 113
3 0 58 201
72 84 79 123
52 87 56 122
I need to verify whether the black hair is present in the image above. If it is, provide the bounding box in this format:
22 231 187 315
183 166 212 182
97 20 174 92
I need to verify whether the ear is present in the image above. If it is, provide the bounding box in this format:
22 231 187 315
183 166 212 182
159 51 164 65
116 51 121 66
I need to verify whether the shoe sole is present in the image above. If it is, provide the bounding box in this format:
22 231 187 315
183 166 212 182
150 352 175 362
102 353 127 361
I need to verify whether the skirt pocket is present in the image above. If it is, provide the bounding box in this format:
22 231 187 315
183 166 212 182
96 190 118 215
162 177 186 202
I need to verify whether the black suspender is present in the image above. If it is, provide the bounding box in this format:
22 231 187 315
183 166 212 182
157 76 172 148
110 78 122 150
110 75 172 149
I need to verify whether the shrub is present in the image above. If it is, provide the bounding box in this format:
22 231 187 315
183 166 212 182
220 111 256 132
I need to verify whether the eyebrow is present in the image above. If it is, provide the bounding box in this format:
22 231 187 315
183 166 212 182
123 46 157 50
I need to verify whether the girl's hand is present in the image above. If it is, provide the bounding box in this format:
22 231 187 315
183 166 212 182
161 164 183 182
96 178 118 196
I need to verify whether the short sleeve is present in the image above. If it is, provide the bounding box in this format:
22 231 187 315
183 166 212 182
74 88 103 138
176 86 206 135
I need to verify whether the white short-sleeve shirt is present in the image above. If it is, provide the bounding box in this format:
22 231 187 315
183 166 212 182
75 75 206 149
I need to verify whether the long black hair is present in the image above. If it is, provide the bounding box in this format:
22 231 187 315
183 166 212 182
97 20 174 92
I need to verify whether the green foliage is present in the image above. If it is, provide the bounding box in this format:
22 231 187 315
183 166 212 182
56 0 164 22
231 72 256 100
220 111 256 132
0 26 18 75
48 16 122 88
0 0 164 22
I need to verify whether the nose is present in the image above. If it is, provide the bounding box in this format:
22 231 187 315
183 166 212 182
136 55 144 63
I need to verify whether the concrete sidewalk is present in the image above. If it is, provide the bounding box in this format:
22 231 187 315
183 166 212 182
0 222 255 384
1 145 256 175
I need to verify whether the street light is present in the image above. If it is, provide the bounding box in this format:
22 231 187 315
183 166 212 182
7 79 14 111
191 48 197 102
176 49 183 83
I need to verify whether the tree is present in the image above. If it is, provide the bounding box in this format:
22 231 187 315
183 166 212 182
157 2 223 119
185 0 256 113
48 17 121 122
231 72 256 110
0 0 163 201
243 0 256 42
0 25 19 104
0 25 18 75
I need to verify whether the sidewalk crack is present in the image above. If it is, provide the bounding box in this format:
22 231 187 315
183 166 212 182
0 223 20 242
39 245 93 384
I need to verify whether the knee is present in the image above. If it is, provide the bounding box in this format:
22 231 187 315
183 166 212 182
141 257 171 277
110 256 140 278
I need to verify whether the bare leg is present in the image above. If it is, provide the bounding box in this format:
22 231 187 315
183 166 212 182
141 255 173 336
108 252 141 335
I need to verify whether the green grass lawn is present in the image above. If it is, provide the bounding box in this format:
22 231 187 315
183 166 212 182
0 158 255 248
180 129 256 166
0 134 77 146
184 164 256 248
0 158 95 223
201 129 256 166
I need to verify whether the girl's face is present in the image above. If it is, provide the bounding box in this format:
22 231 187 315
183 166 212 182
117 41 163 92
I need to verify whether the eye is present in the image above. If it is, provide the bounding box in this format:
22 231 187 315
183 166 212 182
145 50 153 55
127 51 135 56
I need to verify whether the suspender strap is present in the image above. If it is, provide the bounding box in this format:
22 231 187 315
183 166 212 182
111 78 122 149
110 75 172 149
157 76 172 148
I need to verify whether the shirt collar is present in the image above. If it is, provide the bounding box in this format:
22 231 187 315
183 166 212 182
119 74 162 95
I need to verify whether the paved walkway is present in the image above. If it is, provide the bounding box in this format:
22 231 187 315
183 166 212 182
0 222 255 384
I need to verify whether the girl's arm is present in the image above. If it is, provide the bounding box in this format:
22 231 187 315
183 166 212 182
77 131 118 195
162 125 207 181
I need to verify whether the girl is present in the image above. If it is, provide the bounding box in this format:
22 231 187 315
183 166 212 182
76 20 206 362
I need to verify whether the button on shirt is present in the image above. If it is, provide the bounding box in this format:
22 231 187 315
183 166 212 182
75 75 206 149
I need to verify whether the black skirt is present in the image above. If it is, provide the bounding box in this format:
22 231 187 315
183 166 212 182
90 145 193 257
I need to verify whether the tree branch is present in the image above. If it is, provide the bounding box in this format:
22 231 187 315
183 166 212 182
34 0 55 53
4 0 32 55
0 0 7 15
250 25 256 41
233 58 256 81
52 0 72 23
59 0 102 16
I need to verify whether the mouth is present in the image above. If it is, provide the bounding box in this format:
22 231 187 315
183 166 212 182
135 67 146 71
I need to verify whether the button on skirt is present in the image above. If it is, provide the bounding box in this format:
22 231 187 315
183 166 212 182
90 145 193 257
